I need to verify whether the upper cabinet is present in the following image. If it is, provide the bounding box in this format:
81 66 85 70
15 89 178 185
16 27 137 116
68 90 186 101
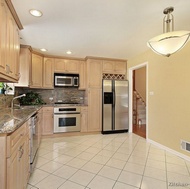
102 60 127 74
0 0 20 82
30 53 43 88
54 59 79 73
43 58 54 89
86 59 102 88
79 60 86 90
15 46 31 87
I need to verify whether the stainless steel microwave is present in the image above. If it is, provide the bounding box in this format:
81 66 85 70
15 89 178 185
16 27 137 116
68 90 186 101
54 73 79 87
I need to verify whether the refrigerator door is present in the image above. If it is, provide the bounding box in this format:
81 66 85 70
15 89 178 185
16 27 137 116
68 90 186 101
102 80 113 132
114 80 129 130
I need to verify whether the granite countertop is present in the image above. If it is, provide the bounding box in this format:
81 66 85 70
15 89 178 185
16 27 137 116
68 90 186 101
0 106 42 134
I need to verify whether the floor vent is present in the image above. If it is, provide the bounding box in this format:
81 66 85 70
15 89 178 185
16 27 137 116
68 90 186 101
181 140 190 152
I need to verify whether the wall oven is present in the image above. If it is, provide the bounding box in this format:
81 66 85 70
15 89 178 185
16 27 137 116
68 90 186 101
54 106 81 133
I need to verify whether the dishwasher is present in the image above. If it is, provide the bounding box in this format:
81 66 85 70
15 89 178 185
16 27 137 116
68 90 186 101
28 112 39 172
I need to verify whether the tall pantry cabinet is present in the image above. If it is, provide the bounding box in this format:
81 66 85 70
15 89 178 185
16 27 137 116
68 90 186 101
86 58 102 132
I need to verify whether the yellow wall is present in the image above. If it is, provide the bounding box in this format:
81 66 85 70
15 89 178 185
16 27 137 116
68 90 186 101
135 67 146 101
128 42 190 157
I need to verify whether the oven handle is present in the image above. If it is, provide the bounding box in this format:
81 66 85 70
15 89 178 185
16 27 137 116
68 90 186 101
54 112 80 115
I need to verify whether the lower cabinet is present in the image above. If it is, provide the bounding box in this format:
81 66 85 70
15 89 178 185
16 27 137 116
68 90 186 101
6 122 30 189
87 88 102 132
42 107 54 135
80 107 88 132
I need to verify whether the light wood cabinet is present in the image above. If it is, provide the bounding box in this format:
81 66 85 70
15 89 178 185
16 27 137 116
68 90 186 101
87 59 102 88
87 88 102 132
30 53 43 88
54 58 79 73
0 0 7 76
80 107 88 132
102 60 126 74
43 58 54 89
0 0 20 82
79 60 86 90
15 47 31 87
6 122 30 189
42 107 53 135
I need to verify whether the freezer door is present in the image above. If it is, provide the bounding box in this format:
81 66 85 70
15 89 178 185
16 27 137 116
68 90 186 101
114 80 129 130
103 80 113 131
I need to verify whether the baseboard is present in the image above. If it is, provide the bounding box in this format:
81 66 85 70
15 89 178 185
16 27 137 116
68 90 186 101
147 139 190 162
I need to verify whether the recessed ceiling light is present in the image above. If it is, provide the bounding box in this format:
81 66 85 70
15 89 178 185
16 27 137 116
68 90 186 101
40 48 47 52
66 50 72 54
29 9 43 17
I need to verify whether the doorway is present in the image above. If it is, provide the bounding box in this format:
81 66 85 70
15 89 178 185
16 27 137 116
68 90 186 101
128 62 148 139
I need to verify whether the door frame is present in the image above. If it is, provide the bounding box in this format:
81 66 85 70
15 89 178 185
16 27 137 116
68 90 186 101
128 62 148 139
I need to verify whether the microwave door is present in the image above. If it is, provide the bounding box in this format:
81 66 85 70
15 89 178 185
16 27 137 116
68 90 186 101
56 76 73 86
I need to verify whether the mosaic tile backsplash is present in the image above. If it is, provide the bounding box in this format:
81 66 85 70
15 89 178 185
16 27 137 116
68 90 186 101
0 95 14 108
15 88 85 105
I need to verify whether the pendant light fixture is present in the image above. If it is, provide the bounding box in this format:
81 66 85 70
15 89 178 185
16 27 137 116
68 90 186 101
147 7 190 57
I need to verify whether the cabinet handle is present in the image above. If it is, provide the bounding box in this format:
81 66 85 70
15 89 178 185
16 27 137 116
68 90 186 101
19 146 24 160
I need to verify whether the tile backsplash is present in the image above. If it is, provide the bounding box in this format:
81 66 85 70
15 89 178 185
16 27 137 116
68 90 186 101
0 95 14 108
15 88 85 105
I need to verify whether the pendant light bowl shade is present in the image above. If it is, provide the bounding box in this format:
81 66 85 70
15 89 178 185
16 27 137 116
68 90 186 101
147 30 190 57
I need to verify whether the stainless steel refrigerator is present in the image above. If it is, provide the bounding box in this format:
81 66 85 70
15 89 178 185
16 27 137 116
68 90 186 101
102 79 129 134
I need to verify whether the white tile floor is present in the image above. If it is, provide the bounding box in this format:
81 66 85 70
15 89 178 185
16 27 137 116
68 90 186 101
27 133 190 189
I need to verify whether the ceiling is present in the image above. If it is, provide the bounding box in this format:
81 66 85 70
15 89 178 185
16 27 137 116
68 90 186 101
11 0 190 60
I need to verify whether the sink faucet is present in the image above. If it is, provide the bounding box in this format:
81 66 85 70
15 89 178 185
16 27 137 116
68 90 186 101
11 94 26 109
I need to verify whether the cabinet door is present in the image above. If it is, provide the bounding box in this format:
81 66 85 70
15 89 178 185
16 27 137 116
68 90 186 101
6 10 15 78
114 61 126 74
13 26 20 80
43 58 54 88
0 0 7 75
87 59 102 88
79 60 86 90
7 147 20 189
88 89 102 132
80 107 88 132
42 107 53 135
65 59 79 73
54 58 65 72
30 53 43 88
15 47 31 87
102 60 114 73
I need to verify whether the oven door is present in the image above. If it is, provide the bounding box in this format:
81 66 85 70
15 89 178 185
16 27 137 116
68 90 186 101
54 113 80 132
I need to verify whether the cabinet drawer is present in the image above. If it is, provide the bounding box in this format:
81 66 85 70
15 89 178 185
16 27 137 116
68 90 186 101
6 123 27 157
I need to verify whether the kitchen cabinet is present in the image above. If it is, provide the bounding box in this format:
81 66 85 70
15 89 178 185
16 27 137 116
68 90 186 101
30 53 43 88
42 107 54 135
86 59 102 88
87 88 102 132
6 122 30 189
43 58 54 89
79 60 86 90
80 106 88 132
0 0 20 82
15 46 31 87
102 60 127 74
0 0 7 76
54 58 79 73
